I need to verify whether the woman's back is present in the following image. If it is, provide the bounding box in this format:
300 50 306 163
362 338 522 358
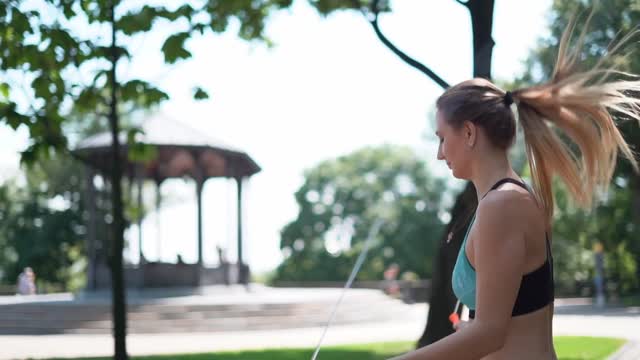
485 305 556 360
465 180 557 359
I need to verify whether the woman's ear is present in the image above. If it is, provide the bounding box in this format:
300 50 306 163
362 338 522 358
463 120 477 148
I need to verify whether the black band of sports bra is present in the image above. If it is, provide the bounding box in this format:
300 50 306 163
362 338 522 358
469 177 555 319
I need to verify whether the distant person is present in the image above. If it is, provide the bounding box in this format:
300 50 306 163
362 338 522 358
217 245 230 285
383 263 401 297
216 245 228 264
17 267 36 295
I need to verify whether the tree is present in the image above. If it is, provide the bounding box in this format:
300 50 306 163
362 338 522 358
308 0 496 346
0 156 87 292
2 0 501 353
275 145 447 283
518 0 640 296
0 117 136 294
552 179 639 295
1 1 293 358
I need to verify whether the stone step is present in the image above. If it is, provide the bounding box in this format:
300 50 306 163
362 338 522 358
0 293 416 334
0 298 398 321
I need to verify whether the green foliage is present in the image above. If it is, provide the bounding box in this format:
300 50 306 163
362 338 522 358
549 151 639 296
124 127 158 164
119 80 169 108
193 87 209 100
274 145 447 282
0 155 87 292
0 0 295 166
2 1 300 357
161 32 192 64
308 0 392 16
0 0 297 286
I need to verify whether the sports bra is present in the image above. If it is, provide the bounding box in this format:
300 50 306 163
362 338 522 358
451 178 554 319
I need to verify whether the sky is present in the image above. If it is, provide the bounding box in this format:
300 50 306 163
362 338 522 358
0 0 553 273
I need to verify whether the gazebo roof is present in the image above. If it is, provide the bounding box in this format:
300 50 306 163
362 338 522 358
74 114 261 182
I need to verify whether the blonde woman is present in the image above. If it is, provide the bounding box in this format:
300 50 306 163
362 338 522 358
389 15 640 360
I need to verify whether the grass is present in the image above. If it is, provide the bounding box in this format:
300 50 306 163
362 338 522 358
555 336 626 360
41 336 626 360
620 293 640 307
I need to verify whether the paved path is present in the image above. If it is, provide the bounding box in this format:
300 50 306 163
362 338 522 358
608 341 640 360
2 302 640 360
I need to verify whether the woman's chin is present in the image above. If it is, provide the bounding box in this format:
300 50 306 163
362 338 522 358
450 169 469 180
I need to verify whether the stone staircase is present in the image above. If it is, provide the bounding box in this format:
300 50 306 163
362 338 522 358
0 286 419 334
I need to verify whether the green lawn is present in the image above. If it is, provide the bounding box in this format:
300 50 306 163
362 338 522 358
555 336 626 360
620 293 640 307
41 336 625 360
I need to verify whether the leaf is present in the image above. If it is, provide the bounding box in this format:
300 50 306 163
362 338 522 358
61 0 76 19
161 32 192 64
86 45 131 61
175 4 195 20
0 102 29 130
32 74 50 99
75 86 104 112
193 87 209 100
128 143 158 164
125 127 144 145
119 80 169 107
20 146 39 166
91 69 108 87
117 6 158 36
9 7 32 37
0 83 9 99
154 4 194 22
124 127 157 163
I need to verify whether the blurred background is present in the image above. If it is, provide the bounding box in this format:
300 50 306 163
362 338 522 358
1 0 639 359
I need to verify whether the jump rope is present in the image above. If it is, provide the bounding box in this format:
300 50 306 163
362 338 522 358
310 218 384 360
309 219 464 359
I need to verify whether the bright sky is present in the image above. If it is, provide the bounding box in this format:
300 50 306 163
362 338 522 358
0 0 552 273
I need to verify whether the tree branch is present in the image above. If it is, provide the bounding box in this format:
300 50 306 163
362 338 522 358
365 0 450 89
369 14 449 89
454 0 469 7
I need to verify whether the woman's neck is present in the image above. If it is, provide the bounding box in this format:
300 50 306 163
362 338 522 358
471 152 517 201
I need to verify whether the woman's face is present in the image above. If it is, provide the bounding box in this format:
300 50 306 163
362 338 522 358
435 111 472 179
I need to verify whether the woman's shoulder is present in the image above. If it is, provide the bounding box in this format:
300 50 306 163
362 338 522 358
476 187 535 229
482 182 534 208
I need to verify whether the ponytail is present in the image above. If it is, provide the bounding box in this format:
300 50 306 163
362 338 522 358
513 14 640 223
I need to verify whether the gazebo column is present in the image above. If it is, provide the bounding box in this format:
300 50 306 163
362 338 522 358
236 177 244 265
154 180 163 263
136 167 144 265
196 176 205 266
235 176 247 284
84 167 98 290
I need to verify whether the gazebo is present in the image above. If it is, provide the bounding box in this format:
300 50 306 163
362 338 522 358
74 114 261 289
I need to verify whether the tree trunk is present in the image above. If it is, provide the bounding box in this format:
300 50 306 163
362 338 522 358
417 0 495 347
468 0 495 80
418 183 476 346
108 1 128 358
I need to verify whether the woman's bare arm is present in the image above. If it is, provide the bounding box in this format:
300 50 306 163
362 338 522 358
388 191 527 359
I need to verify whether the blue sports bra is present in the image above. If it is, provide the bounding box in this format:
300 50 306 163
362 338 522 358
451 178 554 318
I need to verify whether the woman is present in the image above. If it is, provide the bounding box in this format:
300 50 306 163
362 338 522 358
389 16 640 360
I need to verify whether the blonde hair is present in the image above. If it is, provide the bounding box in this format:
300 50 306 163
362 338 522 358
436 13 640 224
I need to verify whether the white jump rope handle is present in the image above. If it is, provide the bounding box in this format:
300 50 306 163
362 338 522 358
310 219 385 360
